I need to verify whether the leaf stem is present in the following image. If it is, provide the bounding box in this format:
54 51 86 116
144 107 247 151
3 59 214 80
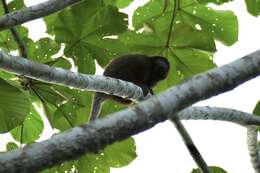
165 0 179 48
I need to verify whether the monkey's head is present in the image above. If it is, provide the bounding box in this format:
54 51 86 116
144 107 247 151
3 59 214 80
150 56 170 85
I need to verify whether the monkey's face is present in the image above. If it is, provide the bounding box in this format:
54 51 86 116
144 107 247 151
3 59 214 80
151 56 170 80
147 56 170 87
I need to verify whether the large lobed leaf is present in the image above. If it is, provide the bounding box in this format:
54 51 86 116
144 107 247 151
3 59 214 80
0 78 30 133
44 0 129 74
11 105 44 144
133 0 238 46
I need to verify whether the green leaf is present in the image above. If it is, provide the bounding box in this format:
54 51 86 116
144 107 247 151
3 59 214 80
32 84 66 106
51 88 92 130
181 4 238 45
53 102 80 130
7 0 25 12
44 13 58 35
32 83 91 128
49 0 128 73
104 137 137 167
191 166 227 173
40 138 136 172
253 101 260 115
253 101 260 132
11 105 44 144
172 48 215 77
32 83 89 109
105 0 134 8
30 38 61 63
77 153 110 173
0 30 18 51
245 0 260 16
116 0 133 8
0 78 30 133
0 3 3 16
100 99 126 119
76 138 136 172
0 71 16 79
197 0 233 5
132 0 171 31
173 23 216 52
133 1 238 46
64 45 96 74
119 31 166 55
0 26 31 54
42 102 57 128
40 160 75 173
45 58 72 69
6 142 19 151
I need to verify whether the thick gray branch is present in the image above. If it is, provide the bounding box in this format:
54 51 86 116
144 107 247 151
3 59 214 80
0 51 144 101
0 50 259 172
247 126 260 173
178 106 260 126
0 0 82 31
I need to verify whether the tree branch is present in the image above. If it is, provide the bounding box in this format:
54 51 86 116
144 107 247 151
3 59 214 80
247 126 260 173
0 0 83 31
171 117 211 173
178 106 260 126
0 50 259 172
0 51 145 101
175 106 260 173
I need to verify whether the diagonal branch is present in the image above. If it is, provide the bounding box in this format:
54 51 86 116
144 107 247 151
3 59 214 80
0 51 145 101
0 50 259 172
0 0 83 31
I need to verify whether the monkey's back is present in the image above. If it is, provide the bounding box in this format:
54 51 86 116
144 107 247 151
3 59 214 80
90 54 169 120
102 54 153 104
103 54 152 84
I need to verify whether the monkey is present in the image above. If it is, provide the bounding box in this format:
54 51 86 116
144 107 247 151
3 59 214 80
89 54 206 171
89 54 170 121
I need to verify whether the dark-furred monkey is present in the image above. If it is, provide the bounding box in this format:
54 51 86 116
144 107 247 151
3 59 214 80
89 54 170 120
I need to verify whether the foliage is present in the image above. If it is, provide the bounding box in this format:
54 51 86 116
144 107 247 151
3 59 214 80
191 166 228 173
245 0 260 16
0 0 258 172
0 78 30 133
11 105 44 144
253 101 260 132
41 138 136 173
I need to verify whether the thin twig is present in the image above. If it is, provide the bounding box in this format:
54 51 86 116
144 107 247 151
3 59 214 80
171 117 211 173
1 0 28 58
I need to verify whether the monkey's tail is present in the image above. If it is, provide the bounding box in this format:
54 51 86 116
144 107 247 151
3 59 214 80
89 93 106 121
